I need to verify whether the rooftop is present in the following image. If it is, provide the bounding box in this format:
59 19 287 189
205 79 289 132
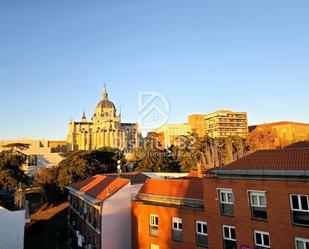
254 121 309 127
70 175 129 202
104 172 149 185
139 178 203 200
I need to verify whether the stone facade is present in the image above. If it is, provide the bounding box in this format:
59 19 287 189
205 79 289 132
66 85 140 151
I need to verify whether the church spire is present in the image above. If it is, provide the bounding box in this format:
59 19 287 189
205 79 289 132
103 82 108 100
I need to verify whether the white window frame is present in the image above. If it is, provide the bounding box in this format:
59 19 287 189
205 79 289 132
219 189 234 204
222 225 236 241
172 217 183 231
150 244 159 249
254 230 270 248
295 237 309 249
196 221 207 235
150 214 159 227
249 191 266 208
290 194 309 212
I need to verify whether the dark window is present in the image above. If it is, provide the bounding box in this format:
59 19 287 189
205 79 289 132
196 221 208 248
220 190 234 216
223 225 236 249
250 191 267 220
150 215 159 237
290 194 309 227
27 154 38 166
172 217 183 242
254 231 270 248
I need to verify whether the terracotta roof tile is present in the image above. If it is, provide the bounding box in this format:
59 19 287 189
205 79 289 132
71 175 129 201
104 172 149 184
139 178 203 199
216 148 309 171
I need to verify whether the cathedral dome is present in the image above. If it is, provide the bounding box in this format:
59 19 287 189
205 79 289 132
96 99 115 109
96 84 116 110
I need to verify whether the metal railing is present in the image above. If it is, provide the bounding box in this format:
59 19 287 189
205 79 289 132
133 193 204 209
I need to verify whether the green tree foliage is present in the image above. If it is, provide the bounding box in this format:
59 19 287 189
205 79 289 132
0 144 28 190
133 133 247 173
57 147 122 189
175 133 246 172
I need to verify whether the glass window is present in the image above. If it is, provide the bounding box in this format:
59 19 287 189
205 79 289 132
249 191 267 220
172 217 183 242
290 194 309 227
254 230 270 248
150 214 159 237
219 189 234 216
196 221 208 248
295 237 309 249
27 154 38 166
222 225 236 249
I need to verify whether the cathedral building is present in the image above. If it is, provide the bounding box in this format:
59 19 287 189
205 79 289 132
67 85 140 151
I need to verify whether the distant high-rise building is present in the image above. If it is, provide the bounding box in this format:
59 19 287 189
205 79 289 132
152 123 191 148
66 85 141 151
204 110 248 138
188 114 207 137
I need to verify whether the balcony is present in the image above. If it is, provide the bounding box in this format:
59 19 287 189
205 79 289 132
221 203 234 216
133 193 204 210
149 225 159 237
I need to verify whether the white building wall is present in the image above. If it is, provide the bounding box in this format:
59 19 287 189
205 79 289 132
101 183 132 249
0 207 25 249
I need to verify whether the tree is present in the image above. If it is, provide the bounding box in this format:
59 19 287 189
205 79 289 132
175 134 247 172
133 132 176 172
246 127 279 152
0 144 28 190
57 147 122 189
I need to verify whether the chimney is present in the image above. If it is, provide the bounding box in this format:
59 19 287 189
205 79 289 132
197 162 206 178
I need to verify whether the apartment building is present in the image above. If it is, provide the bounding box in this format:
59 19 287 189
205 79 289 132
67 173 147 249
0 139 64 175
152 123 191 148
204 110 248 138
188 114 207 137
132 146 309 249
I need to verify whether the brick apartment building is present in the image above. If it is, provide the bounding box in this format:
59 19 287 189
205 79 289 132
132 145 309 249
67 173 148 249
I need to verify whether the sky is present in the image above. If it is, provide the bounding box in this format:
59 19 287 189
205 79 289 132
0 0 309 139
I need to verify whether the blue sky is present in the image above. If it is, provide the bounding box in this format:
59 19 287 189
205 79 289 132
0 0 308 139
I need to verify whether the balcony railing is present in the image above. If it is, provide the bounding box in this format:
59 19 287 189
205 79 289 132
292 211 309 227
133 193 204 210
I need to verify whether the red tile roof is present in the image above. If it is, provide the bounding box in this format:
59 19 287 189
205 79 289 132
104 172 149 184
71 175 129 201
216 148 309 171
285 141 309 149
255 121 309 127
139 178 203 199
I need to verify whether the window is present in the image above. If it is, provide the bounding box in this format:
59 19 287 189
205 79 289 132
219 189 234 216
196 221 208 248
295 237 309 249
149 214 159 237
172 217 183 242
249 191 267 220
27 154 38 166
254 230 270 248
222 225 236 249
290 194 309 226
150 244 159 249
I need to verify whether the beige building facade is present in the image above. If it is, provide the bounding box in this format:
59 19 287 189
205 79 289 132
67 85 140 151
188 114 207 137
152 123 191 147
0 139 63 175
204 109 248 138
